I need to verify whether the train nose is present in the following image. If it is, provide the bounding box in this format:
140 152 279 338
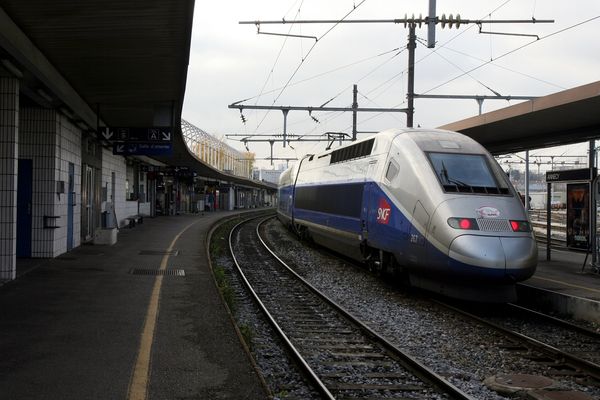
448 235 537 280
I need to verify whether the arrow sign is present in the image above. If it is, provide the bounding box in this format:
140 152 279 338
103 126 172 142
101 127 114 140
115 144 125 154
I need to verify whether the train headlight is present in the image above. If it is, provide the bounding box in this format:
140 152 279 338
510 220 531 232
447 217 479 230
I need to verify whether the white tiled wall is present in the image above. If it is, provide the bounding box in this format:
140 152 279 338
20 108 82 258
56 115 82 253
0 77 18 280
101 148 132 228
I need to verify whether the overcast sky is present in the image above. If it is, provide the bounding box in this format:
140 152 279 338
181 0 600 169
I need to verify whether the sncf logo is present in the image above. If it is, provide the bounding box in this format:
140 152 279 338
377 198 391 224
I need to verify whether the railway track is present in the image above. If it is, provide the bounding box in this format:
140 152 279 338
434 300 600 391
258 217 600 398
506 303 600 365
230 216 473 400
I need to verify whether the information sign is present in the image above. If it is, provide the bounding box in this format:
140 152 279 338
113 142 173 156
101 126 172 142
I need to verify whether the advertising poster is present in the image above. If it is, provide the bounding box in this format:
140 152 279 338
566 183 589 249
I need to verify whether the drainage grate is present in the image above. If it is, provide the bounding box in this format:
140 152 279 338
138 250 179 256
129 268 185 276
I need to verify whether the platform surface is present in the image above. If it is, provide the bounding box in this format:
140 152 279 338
0 212 268 400
524 244 600 303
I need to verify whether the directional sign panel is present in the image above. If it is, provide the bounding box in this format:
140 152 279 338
113 142 173 156
102 127 172 142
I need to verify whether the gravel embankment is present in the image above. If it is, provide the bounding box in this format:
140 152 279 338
261 218 600 400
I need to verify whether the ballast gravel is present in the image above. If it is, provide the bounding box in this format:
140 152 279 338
261 219 600 400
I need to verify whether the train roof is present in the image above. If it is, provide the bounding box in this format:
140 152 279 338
277 128 488 187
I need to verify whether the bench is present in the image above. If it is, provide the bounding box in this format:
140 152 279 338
125 214 144 228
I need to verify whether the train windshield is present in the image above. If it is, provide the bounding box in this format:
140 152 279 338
428 152 510 194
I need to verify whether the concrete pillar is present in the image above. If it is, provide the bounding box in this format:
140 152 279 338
0 76 19 280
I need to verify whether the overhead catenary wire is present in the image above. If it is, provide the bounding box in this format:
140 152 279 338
252 0 306 127
237 1 590 160
305 0 520 134
250 47 404 133
233 46 401 106
240 0 520 138
254 0 370 131
421 14 600 96
438 46 565 90
416 36 502 97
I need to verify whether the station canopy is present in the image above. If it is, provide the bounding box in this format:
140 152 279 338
439 81 600 155
0 0 273 190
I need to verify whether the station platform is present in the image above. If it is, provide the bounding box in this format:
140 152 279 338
0 212 268 400
517 244 600 325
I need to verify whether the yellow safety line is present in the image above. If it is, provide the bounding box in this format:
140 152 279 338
127 220 198 400
530 275 600 294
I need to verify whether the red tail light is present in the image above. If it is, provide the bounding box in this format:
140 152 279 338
510 220 531 232
448 217 479 230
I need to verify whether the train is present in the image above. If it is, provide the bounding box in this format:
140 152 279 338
277 128 537 302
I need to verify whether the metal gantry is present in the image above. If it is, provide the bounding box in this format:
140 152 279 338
225 132 350 165
235 2 553 134
229 84 407 146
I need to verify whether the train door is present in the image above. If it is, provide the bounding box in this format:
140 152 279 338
408 201 430 264
361 160 379 243
16 159 33 257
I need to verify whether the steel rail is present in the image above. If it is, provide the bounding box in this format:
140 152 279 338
256 216 475 400
507 303 600 340
432 299 600 381
228 216 336 400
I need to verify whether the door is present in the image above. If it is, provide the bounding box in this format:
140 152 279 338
67 162 75 250
362 160 379 236
81 165 95 241
17 159 33 257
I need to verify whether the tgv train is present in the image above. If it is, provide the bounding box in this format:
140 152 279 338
277 128 537 302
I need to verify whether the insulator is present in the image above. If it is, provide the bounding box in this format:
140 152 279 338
441 13 446 29
404 13 408 28
449 14 454 29
455 14 461 29
418 13 422 28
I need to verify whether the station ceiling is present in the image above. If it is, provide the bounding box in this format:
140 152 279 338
0 0 274 190
439 81 600 155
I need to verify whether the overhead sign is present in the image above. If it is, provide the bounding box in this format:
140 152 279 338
101 126 172 142
113 142 173 156
546 168 596 183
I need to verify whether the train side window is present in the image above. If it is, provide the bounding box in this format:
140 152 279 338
385 161 399 182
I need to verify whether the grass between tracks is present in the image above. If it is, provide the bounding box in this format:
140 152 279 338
210 218 256 350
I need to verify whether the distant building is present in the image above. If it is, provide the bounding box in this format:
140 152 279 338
253 168 284 185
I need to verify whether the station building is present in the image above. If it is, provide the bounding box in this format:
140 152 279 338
0 1 275 282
